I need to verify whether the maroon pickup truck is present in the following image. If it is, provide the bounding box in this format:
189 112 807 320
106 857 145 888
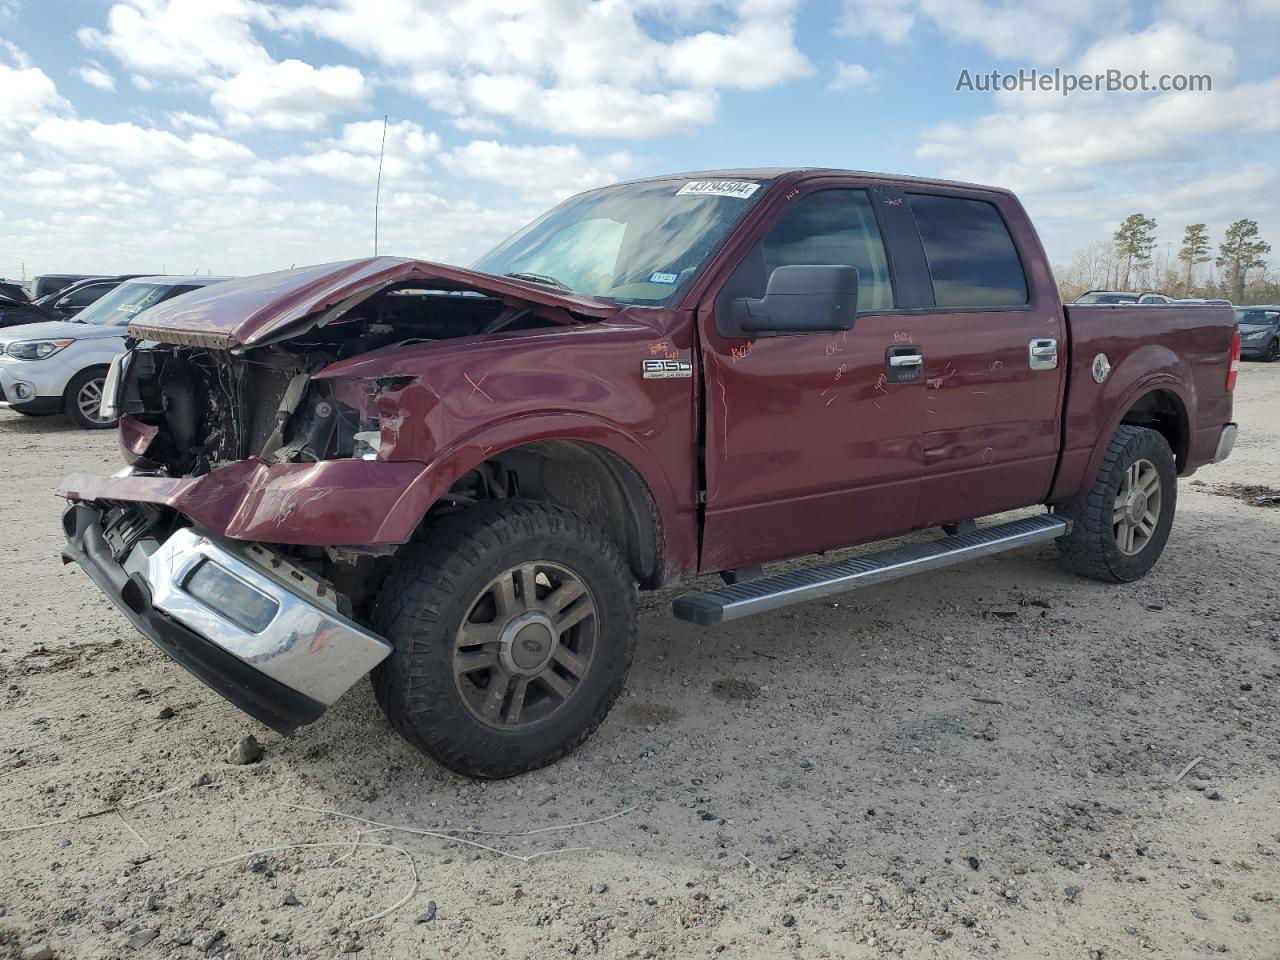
60 169 1240 777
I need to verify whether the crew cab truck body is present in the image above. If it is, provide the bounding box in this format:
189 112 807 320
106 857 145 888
59 169 1239 777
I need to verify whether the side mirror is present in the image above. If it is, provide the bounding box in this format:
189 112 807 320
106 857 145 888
733 264 859 336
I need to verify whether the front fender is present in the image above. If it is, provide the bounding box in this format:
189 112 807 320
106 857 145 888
372 412 698 578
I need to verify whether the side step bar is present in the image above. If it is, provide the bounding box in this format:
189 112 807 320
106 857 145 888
672 514 1070 626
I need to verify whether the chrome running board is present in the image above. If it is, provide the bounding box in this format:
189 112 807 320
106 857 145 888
672 514 1070 626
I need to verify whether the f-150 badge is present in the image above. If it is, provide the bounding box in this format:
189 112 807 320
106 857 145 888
642 358 693 379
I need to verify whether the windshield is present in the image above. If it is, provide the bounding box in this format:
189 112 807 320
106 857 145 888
1236 308 1279 325
473 178 772 305
76 282 181 327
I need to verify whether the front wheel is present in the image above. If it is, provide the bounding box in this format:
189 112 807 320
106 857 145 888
1055 425 1177 583
371 500 636 778
1264 338 1279 363
63 367 117 429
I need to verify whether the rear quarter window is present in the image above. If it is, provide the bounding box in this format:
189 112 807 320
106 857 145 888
906 194 1028 308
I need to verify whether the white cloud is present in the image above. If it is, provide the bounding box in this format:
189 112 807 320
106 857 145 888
167 111 221 131
149 167 275 194
460 74 719 139
30 118 255 168
208 58 369 130
78 61 116 90
265 119 441 183
829 62 875 91
79 0 269 80
840 0 1117 62
81 1 372 132
441 140 638 203
665 19 812 90
0 46 69 145
836 0 916 44
1161 0 1280 31
269 0 808 138
1075 23 1234 84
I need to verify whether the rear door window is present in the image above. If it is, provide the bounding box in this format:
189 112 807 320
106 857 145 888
60 283 112 308
906 194 1028 308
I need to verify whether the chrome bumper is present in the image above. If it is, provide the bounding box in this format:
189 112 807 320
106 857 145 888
1212 423 1238 464
143 528 391 706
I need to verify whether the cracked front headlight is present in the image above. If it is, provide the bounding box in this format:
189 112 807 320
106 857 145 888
6 338 74 360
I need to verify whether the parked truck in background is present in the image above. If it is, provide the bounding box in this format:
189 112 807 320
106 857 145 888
59 169 1239 777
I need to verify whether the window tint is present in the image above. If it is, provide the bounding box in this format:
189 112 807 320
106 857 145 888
906 194 1028 308
61 283 112 308
759 190 894 310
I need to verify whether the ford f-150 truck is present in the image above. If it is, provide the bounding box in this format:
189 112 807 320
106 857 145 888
59 169 1240 778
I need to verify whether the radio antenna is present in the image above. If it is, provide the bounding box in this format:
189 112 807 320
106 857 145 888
373 114 388 257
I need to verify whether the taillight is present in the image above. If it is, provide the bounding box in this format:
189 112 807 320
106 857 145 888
1226 331 1241 392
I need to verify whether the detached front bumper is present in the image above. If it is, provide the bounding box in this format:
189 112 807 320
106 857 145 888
61 502 391 734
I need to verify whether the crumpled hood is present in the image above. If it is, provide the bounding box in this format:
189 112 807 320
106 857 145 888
127 257 622 351
0 319 122 345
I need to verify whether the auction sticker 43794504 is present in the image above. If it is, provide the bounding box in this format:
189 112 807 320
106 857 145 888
676 180 761 199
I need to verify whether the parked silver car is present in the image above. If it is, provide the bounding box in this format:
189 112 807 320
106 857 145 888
0 276 229 428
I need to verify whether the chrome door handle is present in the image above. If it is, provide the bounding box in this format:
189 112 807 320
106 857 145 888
889 354 923 367
1029 338 1058 370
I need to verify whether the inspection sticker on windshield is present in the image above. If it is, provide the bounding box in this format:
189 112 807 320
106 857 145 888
648 271 679 284
677 180 760 199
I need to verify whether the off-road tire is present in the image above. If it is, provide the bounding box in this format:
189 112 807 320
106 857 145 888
371 499 637 778
63 367 117 430
1055 425 1177 583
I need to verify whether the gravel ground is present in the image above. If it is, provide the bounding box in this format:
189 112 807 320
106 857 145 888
1 364 1277 960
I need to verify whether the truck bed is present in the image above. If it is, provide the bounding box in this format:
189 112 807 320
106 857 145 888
1052 303 1237 499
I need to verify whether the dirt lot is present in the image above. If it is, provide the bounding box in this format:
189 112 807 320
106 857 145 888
2 365 1277 960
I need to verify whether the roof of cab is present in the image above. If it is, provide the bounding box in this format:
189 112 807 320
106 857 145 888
615 167 1012 196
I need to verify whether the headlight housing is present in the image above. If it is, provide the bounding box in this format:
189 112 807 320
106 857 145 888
6 338 74 360
1241 330 1266 341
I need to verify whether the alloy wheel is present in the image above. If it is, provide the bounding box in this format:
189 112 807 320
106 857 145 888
452 561 598 728
1113 458 1162 555
76 377 112 425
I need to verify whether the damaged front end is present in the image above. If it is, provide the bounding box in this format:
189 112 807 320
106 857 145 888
112 280 558 473
60 257 615 732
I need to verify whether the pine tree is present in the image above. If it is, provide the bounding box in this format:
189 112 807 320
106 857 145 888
1113 214 1158 290
1177 224 1211 294
1217 220 1271 303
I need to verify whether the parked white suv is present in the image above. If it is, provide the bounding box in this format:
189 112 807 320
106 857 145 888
0 276 229 428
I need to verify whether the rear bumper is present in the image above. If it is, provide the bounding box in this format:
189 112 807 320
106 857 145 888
61 502 390 734
1212 423 1238 464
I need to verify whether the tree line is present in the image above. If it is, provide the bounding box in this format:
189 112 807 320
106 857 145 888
1056 215 1274 304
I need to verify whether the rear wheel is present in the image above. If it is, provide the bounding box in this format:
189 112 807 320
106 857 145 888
1055 425 1177 583
63 367 117 429
371 500 636 778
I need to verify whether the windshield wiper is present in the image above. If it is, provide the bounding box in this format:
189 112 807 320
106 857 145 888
504 271 570 290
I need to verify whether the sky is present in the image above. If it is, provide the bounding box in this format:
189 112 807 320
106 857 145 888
1 0 1278 280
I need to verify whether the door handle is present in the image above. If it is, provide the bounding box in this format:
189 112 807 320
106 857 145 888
1029 338 1058 370
885 345 924 383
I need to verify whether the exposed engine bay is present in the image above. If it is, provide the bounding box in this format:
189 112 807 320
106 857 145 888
115 285 565 477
